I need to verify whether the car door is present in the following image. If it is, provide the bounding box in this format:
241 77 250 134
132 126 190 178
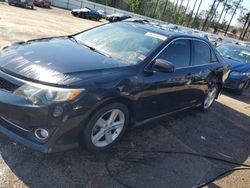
187 39 222 102
139 38 196 120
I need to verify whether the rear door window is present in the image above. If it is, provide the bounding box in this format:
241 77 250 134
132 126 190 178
192 40 211 65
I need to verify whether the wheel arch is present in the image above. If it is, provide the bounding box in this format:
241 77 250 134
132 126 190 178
77 96 135 148
82 96 135 129
210 70 224 98
215 81 223 98
97 96 135 119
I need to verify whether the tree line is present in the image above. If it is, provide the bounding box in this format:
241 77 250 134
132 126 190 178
90 0 249 40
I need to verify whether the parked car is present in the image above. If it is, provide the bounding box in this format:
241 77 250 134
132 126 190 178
208 35 223 46
167 24 181 32
243 41 250 47
71 7 102 21
0 21 229 153
34 0 51 8
8 0 34 9
107 14 131 22
106 13 118 21
217 43 250 95
97 10 108 19
200 33 209 40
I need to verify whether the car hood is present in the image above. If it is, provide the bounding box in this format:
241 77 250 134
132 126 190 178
224 57 250 73
0 37 128 86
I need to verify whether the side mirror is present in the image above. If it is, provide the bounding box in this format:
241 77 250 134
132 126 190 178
153 59 175 73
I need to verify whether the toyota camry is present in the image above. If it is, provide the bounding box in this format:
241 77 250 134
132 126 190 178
0 21 230 153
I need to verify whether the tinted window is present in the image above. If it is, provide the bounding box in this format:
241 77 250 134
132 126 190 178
193 41 211 65
158 39 191 68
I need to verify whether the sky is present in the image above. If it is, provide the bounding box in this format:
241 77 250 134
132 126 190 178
172 0 250 26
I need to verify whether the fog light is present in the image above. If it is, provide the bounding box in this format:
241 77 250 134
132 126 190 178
35 128 49 140
53 106 64 117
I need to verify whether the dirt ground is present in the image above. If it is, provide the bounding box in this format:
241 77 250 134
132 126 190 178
0 2 250 188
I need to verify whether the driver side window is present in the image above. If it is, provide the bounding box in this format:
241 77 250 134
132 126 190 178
158 39 191 68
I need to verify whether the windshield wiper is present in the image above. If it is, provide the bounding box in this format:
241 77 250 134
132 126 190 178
81 43 112 58
68 35 79 43
69 36 112 58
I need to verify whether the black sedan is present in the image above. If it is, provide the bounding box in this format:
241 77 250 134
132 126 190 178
107 14 132 22
8 0 34 9
0 22 229 153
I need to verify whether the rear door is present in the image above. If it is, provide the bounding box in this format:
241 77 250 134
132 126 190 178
188 39 221 101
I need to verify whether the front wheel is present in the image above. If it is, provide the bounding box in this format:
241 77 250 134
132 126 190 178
200 84 218 111
81 103 129 151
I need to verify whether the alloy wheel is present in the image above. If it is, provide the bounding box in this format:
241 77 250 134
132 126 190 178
203 86 217 110
91 109 125 147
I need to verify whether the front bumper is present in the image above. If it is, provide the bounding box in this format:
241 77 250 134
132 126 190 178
0 89 90 153
0 117 76 153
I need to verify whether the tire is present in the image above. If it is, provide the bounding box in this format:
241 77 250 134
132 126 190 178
81 103 129 152
200 84 218 111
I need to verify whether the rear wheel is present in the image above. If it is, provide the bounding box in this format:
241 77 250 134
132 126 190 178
81 103 129 151
200 84 218 111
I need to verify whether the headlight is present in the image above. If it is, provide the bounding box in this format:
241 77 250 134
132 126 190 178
230 71 250 76
14 83 84 105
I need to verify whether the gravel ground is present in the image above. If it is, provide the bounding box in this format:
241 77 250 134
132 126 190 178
0 2 250 188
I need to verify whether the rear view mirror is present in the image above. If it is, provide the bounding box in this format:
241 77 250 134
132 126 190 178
153 59 175 73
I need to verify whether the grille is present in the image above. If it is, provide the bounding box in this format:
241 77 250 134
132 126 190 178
0 77 19 92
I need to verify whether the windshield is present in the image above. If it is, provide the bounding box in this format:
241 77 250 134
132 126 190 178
217 44 250 64
74 23 166 65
